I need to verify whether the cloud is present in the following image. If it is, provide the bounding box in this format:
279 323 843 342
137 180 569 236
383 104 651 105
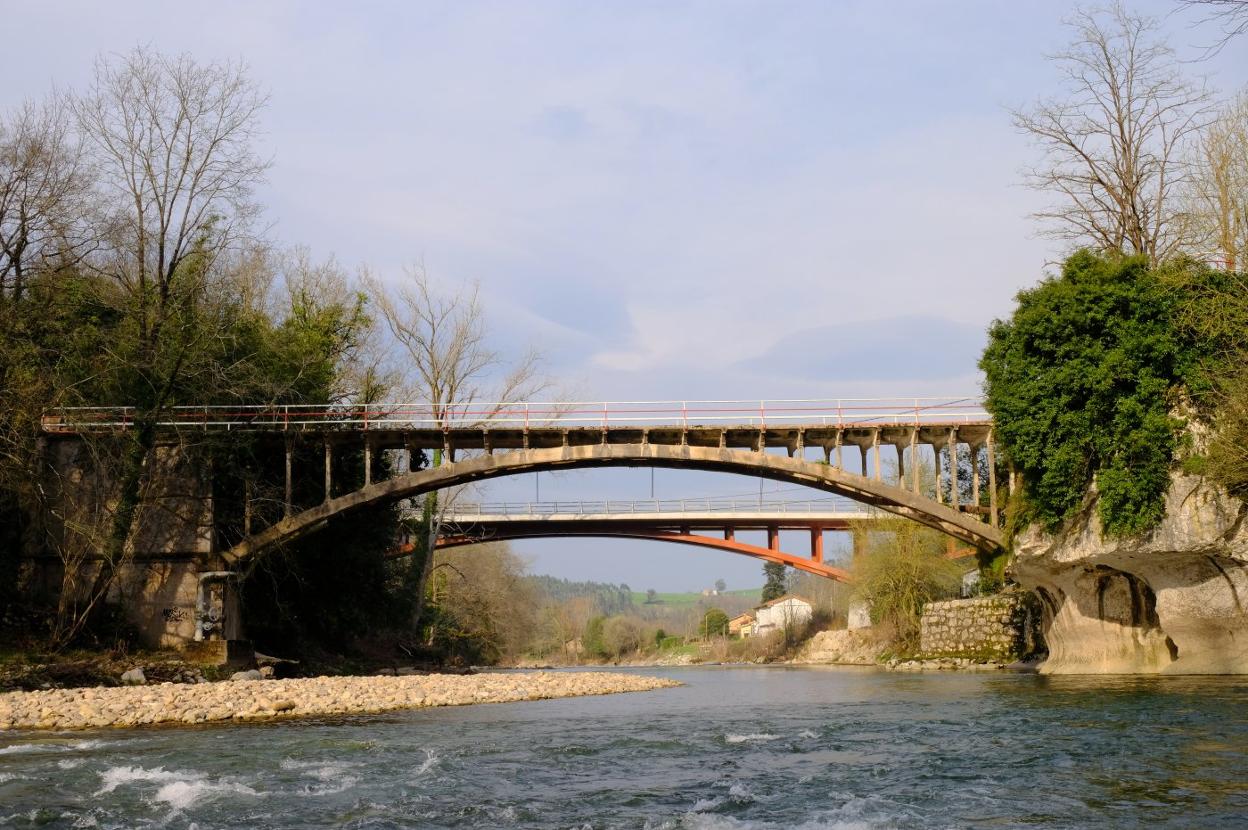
736 316 988 383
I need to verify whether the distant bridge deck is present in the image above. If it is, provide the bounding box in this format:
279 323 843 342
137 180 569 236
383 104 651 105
418 498 974 582
440 498 880 531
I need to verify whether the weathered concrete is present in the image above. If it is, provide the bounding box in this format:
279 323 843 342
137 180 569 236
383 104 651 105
39 441 219 649
919 593 1042 661
224 444 1003 563
1013 473 1248 674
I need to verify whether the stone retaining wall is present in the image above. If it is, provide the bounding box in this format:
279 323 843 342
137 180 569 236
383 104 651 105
919 592 1043 661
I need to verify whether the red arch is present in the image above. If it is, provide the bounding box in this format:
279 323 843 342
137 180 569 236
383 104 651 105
393 530 851 581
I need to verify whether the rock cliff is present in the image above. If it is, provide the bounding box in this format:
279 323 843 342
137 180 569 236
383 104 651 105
1012 473 1248 674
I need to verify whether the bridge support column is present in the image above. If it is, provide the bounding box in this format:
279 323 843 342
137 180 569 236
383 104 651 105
364 437 372 487
323 438 333 503
948 428 960 510
284 437 293 518
833 431 842 470
871 429 881 481
404 437 418 473
767 525 779 552
986 431 999 527
859 444 868 477
970 442 981 508
243 479 253 536
910 428 920 493
810 528 823 563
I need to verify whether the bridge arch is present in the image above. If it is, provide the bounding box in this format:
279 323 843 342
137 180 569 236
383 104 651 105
222 443 1003 564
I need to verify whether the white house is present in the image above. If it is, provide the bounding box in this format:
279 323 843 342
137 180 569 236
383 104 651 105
750 595 813 635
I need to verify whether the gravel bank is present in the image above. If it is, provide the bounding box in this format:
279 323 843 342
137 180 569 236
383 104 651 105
0 672 680 731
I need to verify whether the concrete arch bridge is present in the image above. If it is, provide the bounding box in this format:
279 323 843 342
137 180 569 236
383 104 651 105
40 397 1004 646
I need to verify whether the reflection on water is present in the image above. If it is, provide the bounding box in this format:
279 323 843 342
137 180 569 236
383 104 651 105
2 666 1248 828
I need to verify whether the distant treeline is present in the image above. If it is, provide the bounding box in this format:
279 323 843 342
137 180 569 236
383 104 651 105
523 576 636 616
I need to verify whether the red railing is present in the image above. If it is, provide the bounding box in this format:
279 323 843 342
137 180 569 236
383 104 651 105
41 396 990 433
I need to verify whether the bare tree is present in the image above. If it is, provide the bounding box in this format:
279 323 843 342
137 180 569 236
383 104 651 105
49 48 269 643
1013 3 1214 265
0 96 93 301
1185 90 1248 269
1179 0 1248 54
368 265 547 631
370 265 543 426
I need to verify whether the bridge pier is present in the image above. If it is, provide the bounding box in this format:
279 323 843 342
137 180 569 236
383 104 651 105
37 437 243 652
948 428 960 510
323 438 333 503
284 437 293 518
986 432 999 526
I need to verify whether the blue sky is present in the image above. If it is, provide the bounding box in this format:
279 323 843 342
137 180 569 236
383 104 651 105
6 1 1245 590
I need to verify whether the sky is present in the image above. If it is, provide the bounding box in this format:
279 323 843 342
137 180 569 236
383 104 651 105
4 1 1245 591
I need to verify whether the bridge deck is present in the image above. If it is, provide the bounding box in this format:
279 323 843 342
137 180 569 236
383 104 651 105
442 511 877 531
440 498 881 530
41 398 989 438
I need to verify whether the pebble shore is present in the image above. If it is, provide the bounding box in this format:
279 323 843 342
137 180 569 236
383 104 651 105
0 672 680 731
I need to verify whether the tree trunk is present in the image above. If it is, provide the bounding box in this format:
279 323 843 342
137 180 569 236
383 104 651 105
408 449 442 633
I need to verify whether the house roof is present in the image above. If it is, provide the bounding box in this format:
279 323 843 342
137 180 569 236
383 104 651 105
755 593 814 610
728 612 755 623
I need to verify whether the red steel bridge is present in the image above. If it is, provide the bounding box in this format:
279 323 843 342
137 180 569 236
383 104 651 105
404 498 980 582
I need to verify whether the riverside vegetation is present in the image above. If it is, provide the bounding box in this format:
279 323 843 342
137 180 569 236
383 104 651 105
0 48 550 670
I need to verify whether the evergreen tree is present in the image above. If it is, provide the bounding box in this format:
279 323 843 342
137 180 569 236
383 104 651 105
761 562 787 602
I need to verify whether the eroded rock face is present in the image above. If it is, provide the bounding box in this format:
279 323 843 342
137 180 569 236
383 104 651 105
1013 473 1248 674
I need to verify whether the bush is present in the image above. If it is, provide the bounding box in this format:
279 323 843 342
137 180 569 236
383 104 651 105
583 616 606 658
600 617 642 658
981 251 1193 536
700 608 729 638
852 520 963 649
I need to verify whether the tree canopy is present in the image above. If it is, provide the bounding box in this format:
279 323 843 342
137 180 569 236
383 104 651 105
981 250 1244 537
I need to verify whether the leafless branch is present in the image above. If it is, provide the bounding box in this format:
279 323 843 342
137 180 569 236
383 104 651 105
1013 3 1215 264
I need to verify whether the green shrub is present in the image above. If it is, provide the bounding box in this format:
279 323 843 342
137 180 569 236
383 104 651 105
981 251 1192 536
600 617 642 658
852 520 963 649
583 616 606 658
700 608 729 638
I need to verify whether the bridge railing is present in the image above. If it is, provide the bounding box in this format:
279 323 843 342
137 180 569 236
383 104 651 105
440 497 873 517
41 397 989 433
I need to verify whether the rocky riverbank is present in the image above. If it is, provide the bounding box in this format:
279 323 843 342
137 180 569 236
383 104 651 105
0 671 680 731
1014 471 1248 674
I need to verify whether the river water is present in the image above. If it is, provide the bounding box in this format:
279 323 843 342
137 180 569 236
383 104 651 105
2 666 1247 829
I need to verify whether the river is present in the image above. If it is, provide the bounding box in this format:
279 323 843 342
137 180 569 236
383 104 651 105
2 666 1247 828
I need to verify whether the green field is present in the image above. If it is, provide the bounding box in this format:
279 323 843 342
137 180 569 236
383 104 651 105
632 587 761 607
